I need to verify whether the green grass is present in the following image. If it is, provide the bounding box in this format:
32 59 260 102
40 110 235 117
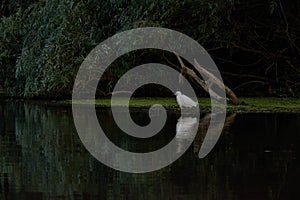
227 97 300 113
68 97 300 112
238 97 300 108
98 97 211 107
70 97 210 107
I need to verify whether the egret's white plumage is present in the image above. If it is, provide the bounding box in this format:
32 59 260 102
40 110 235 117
174 91 198 108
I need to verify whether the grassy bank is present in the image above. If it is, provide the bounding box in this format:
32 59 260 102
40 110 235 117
69 97 300 113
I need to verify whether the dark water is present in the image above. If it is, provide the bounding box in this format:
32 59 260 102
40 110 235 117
0 101 299 200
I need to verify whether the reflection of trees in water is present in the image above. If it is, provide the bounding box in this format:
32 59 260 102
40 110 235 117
176 112 297 200
0 102 112 199
0 102 298 199
0 102 22 199
193 113 237 153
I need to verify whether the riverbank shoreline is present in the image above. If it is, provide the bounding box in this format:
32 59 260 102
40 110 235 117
1 97 300 113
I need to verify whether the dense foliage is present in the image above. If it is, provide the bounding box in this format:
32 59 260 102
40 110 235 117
0 0 299 98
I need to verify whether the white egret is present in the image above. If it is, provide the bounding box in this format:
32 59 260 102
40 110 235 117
174 91 198 109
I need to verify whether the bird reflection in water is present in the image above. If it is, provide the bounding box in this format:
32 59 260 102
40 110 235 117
175 113 237 154
176 117 198 140
175 116 198 153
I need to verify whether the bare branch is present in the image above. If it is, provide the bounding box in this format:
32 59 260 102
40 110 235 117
194 59 240 105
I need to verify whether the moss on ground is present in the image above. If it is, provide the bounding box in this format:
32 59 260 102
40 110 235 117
68 97 300 113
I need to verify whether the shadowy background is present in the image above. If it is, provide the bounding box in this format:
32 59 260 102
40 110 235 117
0 0 299 98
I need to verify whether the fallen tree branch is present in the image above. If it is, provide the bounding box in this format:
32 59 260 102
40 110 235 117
174 53 226 102
174 53 240 105
193 59 240 105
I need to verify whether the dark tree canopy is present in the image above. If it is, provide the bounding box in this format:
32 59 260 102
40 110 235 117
0 0 299 98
